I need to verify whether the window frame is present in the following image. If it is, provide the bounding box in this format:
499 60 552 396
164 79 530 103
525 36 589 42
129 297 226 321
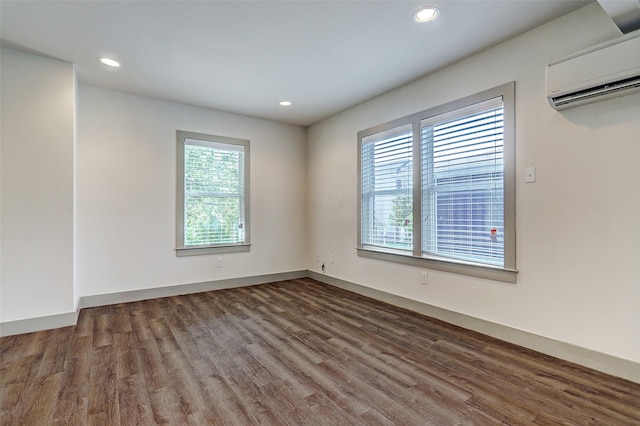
360 123 414 254
176 130 251 257
357 83 517 283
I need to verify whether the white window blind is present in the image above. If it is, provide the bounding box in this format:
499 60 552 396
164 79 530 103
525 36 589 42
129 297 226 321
357 83 515 282
421 97 504 266
361 124 413 252
183 138 246 247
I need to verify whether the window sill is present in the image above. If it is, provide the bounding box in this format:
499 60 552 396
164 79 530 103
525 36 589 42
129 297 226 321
356 247 517 283
177 244 251 257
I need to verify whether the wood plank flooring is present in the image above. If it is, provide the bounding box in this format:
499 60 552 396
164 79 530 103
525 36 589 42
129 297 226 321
1 278 639 425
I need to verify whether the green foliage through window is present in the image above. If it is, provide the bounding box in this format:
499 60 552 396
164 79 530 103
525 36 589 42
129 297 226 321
177 131 250 256
183 139 246 247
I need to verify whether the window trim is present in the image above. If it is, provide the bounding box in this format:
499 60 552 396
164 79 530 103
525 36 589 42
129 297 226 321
361 123 414 253
357 83 517 283
176 130 251 257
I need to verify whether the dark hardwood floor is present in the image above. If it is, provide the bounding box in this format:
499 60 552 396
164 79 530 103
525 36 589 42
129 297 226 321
1 278 639 425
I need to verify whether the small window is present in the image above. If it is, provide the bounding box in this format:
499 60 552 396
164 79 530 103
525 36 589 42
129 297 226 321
176 131 250 256
357 83 516 282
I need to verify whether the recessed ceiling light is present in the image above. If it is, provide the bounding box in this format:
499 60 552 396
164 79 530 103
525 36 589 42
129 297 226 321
98 57 121 68
279 101 292 106
413 7 439 23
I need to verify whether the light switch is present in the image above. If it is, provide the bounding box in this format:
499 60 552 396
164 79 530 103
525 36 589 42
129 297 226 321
525 167 536 183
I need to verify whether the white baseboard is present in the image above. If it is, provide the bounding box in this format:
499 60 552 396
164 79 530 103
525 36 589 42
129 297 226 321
0 310 79 337
80 270 307 308
307 270 640 384
0 270 306 338
2 269 637 384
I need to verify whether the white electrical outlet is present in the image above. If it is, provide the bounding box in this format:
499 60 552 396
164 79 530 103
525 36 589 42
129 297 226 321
316 253 320 262
330 254 335 264
217 258 222 268
421 272 428 284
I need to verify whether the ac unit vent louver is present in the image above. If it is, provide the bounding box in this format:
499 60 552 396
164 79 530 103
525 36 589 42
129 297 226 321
546 30 640 110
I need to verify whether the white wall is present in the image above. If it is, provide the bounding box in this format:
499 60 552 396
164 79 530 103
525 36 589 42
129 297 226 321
307 3 640 364
76 86 307 297
0 48 76 322
2 3 638 372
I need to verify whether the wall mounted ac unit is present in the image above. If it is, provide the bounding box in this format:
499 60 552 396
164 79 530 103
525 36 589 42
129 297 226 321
546 30 640 110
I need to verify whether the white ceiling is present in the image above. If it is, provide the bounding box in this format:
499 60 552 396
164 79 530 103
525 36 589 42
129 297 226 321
1 0 592 126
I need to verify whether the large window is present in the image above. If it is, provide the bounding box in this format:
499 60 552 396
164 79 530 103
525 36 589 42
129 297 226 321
358 83 516 282
176 131 250 256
